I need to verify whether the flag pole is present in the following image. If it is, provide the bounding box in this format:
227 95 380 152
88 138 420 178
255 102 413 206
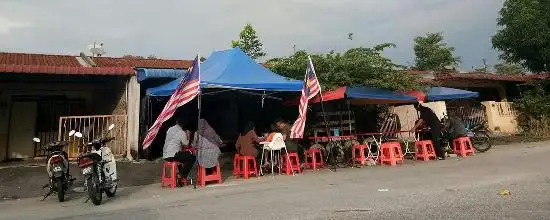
308 55 335 171
193 53 201 189
318 89 336 171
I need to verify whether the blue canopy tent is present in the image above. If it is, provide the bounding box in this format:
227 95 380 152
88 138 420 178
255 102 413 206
146 48 303 96
407 87 479 102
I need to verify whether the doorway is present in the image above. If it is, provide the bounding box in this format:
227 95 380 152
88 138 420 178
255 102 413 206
7 101 37 159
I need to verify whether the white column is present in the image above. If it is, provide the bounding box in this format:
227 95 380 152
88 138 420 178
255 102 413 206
126 75 140 160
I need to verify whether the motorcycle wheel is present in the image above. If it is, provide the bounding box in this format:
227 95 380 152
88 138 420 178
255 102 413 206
105 183 117 197
86 174 103 205
56 178 65 202
472 131 492 153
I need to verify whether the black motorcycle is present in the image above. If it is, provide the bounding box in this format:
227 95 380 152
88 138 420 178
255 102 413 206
33 138 74 202
77 134 118 206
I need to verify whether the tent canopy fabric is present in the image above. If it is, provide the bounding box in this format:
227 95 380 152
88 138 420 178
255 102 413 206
407 87 479 102
146 48 303 96
136 68 187 82
285 86 418 105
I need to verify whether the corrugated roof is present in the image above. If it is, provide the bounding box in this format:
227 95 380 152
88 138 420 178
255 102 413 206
0 52 192 76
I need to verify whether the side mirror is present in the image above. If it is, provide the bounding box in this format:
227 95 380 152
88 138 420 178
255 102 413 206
69 130 76 137
33 137 41 143
108 124 115 131
75 132 83 138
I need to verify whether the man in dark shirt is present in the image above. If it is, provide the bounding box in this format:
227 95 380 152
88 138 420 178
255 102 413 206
413 103 445 160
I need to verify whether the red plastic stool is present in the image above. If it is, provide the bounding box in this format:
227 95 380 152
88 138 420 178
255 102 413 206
198 163 222 187
352 144 369 165
304 148 324 170
280 152 301 175
161 161 189 188
234 155 258 179
414 140 437 161
452 137 475 157
233 154 241 177
379 142 404 166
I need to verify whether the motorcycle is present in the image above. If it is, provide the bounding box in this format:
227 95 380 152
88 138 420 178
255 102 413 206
440 115 492 153
32 131 78 202
76 124 118 205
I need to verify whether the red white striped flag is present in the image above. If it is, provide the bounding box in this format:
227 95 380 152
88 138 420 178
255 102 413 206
142 55 201 150
290 56 321 139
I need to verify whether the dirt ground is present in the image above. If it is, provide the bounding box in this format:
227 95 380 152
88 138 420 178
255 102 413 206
1 135 548 201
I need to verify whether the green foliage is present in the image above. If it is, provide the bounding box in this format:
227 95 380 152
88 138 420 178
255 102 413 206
231 23 266 60
492 0 550 73
413 32 461 71
265 43 421 91
514 81 550 136
494 62 525 75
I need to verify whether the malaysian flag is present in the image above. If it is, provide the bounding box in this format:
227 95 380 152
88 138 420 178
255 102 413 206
142 55 201 150
290 56 321 139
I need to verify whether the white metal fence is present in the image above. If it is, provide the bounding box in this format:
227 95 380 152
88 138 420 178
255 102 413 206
57 115 127 159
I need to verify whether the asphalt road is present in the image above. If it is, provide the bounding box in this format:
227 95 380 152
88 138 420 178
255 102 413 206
1 141 550 220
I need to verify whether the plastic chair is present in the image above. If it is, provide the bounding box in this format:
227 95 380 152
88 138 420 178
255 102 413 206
352 144 369 166
161 161 189 188
304 148 324 170
259 133 294 178
414 140 436 161
197 163 222 187
452 137 475 157
234 155 258 179
280 152 301 175
379 142 404 166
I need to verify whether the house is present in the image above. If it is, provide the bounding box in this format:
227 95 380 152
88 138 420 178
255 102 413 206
394 71 550 134
0 52 191 161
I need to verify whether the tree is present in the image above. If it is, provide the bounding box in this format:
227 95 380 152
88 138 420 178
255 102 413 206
265 44 421 91
473 59 489 72
231 23 266 60
494 62 525 75
492 0 550 73
122 54 158 59
413 32 461 71
122 54 144 59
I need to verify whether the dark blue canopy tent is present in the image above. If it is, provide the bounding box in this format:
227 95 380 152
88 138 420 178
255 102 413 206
407 87 479 102
146 48 303 96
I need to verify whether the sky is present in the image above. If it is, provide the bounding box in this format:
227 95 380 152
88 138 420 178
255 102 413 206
0 0 505 70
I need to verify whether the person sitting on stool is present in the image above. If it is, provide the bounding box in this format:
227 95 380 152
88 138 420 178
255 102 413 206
412 103 445 160
163 119 197 185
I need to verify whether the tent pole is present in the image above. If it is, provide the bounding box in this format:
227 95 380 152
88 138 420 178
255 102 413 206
194 90 201 189
318 94 336 172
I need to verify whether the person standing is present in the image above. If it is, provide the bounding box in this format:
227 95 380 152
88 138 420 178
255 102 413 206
412 103 445 160
163 120 197 182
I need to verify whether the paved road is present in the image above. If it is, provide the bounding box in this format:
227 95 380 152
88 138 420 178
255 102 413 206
1 141 550 220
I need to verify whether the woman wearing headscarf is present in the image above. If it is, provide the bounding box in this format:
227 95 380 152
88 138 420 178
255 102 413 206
235 122 263 160
192 119 223 168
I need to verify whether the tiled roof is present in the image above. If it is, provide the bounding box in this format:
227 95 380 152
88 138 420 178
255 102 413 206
0 64 134 75
0 52 192 75
0 52 82 67
406 70 550 82
93 57 192 69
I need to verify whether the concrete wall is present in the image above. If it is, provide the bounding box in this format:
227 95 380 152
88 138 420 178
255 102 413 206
126 76 140 160
392 101 447 130
482 101 518 134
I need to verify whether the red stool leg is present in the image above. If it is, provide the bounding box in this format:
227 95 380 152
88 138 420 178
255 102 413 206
243 157 249 179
